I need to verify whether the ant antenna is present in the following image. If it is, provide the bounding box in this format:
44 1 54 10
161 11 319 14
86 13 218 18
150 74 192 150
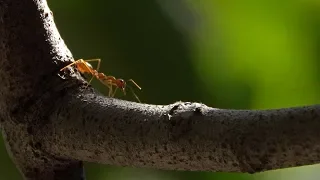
128 85 141 103
127 79 142 103
128 79 142 90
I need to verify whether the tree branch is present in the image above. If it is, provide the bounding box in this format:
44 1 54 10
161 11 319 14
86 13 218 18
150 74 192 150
1 0 320 179
0 0 84 179
43 92 320 173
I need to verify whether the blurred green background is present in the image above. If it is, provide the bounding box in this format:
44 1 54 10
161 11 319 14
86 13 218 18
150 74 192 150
1 0 320 179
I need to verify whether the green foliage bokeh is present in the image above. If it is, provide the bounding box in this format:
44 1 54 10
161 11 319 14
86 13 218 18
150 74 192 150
1 0 320 179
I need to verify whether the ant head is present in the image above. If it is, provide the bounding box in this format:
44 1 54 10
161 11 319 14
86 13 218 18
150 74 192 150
116 79 126 94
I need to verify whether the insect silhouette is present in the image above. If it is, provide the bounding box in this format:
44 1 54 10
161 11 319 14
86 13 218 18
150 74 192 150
60 59 142 102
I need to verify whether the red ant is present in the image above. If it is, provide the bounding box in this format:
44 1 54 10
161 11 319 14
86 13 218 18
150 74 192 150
60 59 142 102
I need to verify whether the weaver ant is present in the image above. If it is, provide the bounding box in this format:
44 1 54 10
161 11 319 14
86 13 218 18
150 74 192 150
60 59 142 102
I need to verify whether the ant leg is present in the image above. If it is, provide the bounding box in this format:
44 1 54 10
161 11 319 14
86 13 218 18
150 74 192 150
108 84 113 97
84 59 101 72
111 86 118 97
84 59 101 85
60 59 82 71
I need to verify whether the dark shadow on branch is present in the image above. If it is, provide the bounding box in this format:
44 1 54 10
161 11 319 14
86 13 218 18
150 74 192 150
0 0 320 179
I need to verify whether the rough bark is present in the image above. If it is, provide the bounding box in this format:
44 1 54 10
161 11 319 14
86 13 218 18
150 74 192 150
0 0 320 179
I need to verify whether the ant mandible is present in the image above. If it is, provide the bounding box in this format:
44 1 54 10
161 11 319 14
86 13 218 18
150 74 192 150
60 59 142 102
